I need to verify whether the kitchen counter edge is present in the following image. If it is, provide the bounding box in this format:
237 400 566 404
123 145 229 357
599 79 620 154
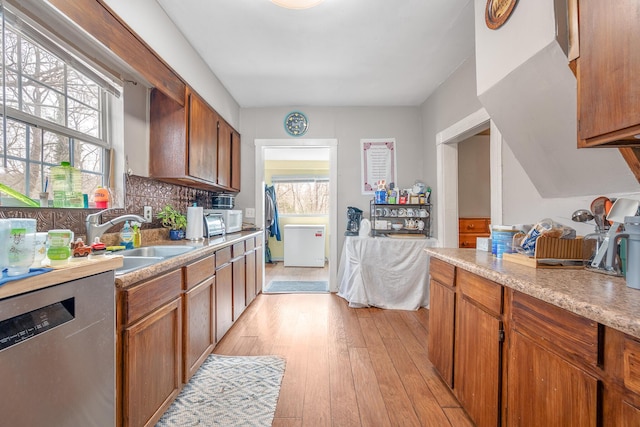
114 230 264 288
426 248 640 340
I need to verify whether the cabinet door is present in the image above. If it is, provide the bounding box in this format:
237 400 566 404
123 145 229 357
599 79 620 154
255 244 264 295
123 297 182 427
428 279 455 387
245 249 256 306
188 91 218 183
217 120 232 188
507 330 599 427
183 277 215 382
578 0 640 145
232 255 246 320
231 130 241 191
454 297 502 427
215 263 233 340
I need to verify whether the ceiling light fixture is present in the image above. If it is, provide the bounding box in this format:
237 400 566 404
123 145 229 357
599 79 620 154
271 0 325 10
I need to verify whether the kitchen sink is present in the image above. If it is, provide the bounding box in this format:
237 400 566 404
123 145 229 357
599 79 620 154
117 245 197 258
115 256 164 275
114 245 198 275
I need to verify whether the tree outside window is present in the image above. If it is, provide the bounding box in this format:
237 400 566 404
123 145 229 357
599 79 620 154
273 178 329 215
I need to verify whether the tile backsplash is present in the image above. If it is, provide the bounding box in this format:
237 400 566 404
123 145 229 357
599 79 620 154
0 174 218 238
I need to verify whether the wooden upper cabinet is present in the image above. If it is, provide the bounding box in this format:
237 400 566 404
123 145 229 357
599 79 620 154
578 0 640 147
231 130 241 192
187 90 218 183
217 120 232 188
150 87 241 191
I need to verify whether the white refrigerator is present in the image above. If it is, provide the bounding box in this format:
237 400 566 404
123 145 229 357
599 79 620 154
283 224 326 267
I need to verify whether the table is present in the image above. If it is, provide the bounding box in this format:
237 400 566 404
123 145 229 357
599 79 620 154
337 236 438 310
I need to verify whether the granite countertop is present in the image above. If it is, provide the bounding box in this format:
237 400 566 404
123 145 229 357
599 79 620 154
425 248 640 340
0 256 123 300
114 230 263 288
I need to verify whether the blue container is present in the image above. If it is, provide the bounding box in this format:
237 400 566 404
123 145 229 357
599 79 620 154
491 226 519 258
375 190 387 204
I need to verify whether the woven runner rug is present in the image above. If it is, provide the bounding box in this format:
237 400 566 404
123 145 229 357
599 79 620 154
265 280 329 293
156 354 285 426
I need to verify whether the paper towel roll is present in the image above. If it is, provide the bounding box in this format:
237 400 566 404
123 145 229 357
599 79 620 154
186 206 204 240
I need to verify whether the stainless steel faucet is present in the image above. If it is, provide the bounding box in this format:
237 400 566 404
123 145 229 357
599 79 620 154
86 208 146 243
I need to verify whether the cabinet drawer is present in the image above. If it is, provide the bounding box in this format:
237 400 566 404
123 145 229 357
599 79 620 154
232 241 245 258
216 246 232 267
512 291 599 366
459 233 488 249
245 237 255 251
459 218 490 233
457 269 503 315
430 257 455 287
124 269 183 325
183 255 215 290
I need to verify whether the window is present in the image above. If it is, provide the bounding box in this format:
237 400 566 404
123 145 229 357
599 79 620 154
0 5 121 202
273 176 329 215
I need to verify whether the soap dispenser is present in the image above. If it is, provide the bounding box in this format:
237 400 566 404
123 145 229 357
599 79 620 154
120 220 134 249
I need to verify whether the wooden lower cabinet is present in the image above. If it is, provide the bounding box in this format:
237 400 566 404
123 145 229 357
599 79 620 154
123 297 182 427
455 297 502 427
183 277 215 382
428 279 455 387
216 262 233 340
182 255 216 382
507 330 599 426
232 257 246 319
117 235 261 427
245 243 257 306
427 258 640 426
255 242 264 296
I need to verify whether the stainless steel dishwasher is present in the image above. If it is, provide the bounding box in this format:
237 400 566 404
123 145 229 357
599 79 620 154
0 271 115 427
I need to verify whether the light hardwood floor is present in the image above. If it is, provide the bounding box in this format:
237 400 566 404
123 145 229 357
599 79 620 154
263 260 330 283
213 284 473 426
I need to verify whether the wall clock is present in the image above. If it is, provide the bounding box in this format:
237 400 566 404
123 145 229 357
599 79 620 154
284 111 309 137
485 0 517 30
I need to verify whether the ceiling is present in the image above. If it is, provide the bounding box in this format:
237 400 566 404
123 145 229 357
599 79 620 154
155 0 476 108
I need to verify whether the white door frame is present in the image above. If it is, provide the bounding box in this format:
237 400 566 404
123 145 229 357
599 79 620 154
255 138 338 291
435 108 503 247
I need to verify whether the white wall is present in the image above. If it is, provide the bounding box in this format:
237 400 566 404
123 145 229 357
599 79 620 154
474 0 556 95
123 82 149 177
238 107 424 251
421 51 640 239
458 135 490 217
474 0 638 198
103 0 240 129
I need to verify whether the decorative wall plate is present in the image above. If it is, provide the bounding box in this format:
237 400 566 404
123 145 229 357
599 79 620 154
485 0 517 30
284 111 309 136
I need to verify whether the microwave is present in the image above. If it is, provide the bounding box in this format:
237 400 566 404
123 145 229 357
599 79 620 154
204 209 242 233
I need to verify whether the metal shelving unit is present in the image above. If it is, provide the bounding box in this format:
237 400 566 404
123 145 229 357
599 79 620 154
370 200 431 237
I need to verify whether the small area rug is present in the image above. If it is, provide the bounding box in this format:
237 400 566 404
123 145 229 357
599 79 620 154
156 354 285 427
265 280 329 293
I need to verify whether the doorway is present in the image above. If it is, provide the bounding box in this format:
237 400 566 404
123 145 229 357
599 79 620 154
255 139 338 291
435 108 503 247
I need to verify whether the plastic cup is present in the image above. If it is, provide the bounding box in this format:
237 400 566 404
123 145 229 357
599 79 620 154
47 229 74 266
0 219 10 272
39 192 49 207
6 219 37 276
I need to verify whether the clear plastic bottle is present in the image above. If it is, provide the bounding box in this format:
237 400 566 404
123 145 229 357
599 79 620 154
51 161 82 208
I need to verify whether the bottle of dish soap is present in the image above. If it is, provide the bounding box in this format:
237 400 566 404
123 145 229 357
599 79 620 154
120 221 134 249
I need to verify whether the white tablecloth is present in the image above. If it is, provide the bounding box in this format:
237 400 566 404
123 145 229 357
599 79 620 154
337 236 438 310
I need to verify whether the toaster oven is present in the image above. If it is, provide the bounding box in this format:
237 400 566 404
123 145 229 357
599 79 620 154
204 209 243 234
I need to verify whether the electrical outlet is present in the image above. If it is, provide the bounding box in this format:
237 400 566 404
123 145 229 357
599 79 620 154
143 206 153 222
245 207 256 218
